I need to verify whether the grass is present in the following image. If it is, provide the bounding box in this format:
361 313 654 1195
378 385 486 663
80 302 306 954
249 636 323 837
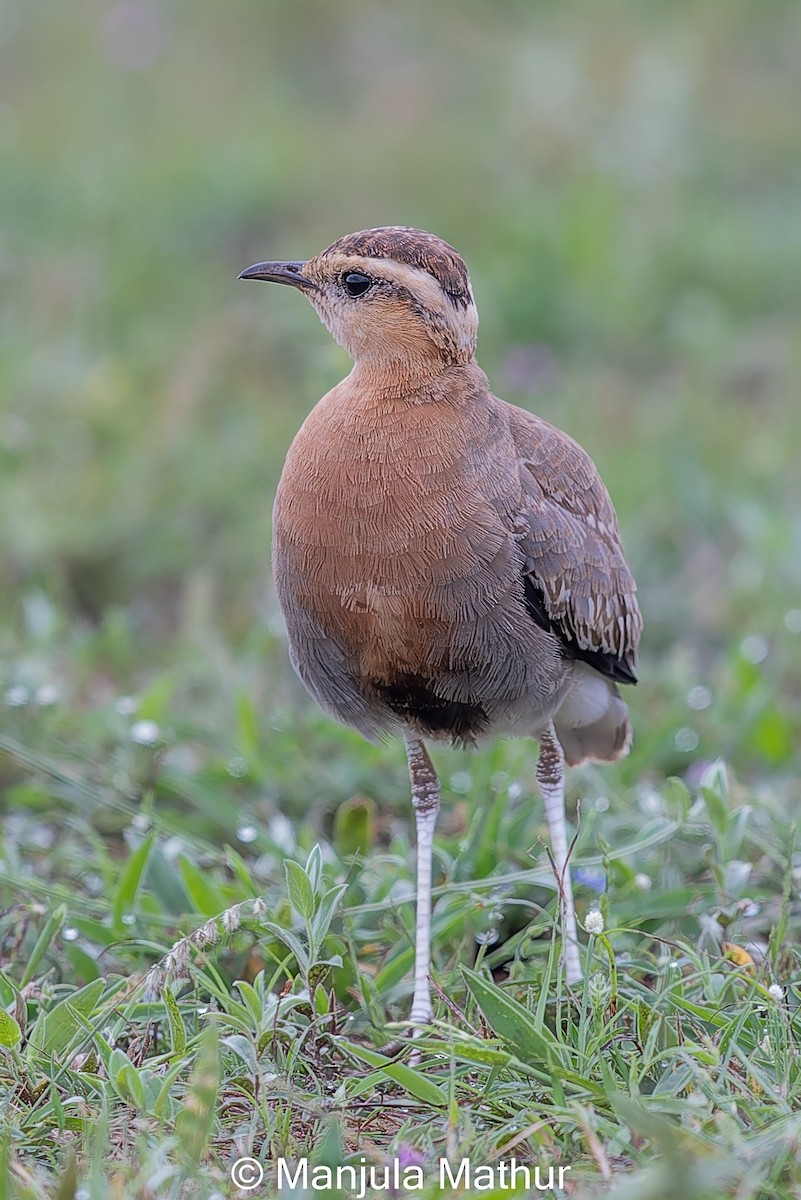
2 0 801 1196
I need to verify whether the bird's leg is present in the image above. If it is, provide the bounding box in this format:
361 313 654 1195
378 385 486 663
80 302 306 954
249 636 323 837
537 724 582 984
404 734 440 1026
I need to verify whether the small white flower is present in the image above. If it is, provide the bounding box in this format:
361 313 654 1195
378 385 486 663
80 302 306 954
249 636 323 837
4 685 29 707
584 910 605 935
251 897 268 918
130 718 160 745
34 683 59 706
634 873 652 892
768 983 784 1003
114 695 139 716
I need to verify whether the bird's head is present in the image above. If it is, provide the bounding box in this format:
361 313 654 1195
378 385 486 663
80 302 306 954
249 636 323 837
239 227 478 385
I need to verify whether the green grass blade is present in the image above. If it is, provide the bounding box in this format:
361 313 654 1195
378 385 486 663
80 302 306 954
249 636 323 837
175 1025 220 1167
111 831 156 936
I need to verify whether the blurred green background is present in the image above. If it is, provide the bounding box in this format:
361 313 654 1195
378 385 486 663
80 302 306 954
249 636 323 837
2 0 800 817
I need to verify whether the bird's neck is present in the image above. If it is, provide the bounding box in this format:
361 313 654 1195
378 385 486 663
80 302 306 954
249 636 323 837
349 353 477 402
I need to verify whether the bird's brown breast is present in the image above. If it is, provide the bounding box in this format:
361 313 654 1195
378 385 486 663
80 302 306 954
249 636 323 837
273 367 524 693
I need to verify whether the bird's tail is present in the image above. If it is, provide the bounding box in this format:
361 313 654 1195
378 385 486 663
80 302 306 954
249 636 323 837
553 664 633 767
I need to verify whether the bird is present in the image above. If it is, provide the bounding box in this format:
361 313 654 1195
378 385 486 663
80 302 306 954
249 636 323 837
239 227 642 1025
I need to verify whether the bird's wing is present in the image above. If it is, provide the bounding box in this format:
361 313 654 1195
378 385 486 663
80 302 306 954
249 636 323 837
505 404 642 684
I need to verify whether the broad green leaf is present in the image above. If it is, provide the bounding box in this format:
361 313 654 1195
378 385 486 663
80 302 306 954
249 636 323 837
115 1063 146 1110
310 884 347 947
32 979 106 1055
338 1040 447 1106
412 1035 512 1068
0 1009 21 1048
222 1034 258 1074
305 843 322 891
233 980 265 1027
308 957 341 991
263 921 309 973
107 1048 157 1112
668 994 729 1029
285 859 314 921
462 966 559 1065
109 1047 132 1078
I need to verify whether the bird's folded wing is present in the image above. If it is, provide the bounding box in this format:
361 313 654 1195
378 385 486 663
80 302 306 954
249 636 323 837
505 405 643 685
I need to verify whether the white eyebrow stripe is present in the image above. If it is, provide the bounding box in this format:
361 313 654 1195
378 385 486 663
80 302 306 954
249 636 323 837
363 258 479 354
319 252 479 358
324 254 475 312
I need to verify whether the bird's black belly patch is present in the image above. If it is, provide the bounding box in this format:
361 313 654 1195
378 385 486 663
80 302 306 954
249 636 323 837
373 672 488 745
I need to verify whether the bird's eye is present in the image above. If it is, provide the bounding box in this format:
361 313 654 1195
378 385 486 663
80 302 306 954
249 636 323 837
343 271 372 297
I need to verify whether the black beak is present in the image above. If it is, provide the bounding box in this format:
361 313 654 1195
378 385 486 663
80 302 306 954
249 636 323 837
237 260 319 291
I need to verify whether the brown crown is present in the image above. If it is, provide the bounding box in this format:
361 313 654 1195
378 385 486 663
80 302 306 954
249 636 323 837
319 227 472 308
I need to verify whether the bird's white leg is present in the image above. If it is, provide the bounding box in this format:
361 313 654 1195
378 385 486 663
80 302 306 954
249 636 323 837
537 724 582 984
404 735 440 1026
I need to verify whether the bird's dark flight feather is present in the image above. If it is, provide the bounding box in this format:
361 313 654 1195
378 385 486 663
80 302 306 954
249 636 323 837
523 575 638 685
